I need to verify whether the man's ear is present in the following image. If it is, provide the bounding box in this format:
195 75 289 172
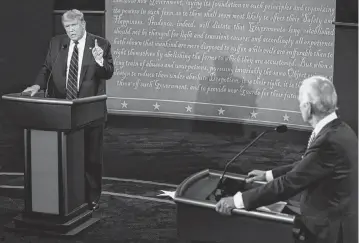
308 102 314 116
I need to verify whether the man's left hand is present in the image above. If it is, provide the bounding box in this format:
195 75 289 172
92 39 103 62
215 196 236 216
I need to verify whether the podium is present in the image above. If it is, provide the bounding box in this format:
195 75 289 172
174 169 296 243
1 92 107 236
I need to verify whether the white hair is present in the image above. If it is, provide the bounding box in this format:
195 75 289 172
300 76 338 115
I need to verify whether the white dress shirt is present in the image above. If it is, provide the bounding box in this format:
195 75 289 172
66 31 104 91
233 112 338 209
66 32 87 90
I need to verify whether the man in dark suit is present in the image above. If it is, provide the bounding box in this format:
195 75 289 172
23 9 114 211
215 76 358 243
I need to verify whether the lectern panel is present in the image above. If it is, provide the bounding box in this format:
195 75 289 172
30 130 59 214
62 130 85 214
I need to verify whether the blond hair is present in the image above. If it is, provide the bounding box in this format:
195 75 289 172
62 9 85 23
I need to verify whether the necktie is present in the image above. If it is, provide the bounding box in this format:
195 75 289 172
307 131 316 149
66 42 79 100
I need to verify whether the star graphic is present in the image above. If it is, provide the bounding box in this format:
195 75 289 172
153 102 160 110
121 101 128 108
250 110 258 119
283 113 290 122
185 105 192 112
218 107 225 115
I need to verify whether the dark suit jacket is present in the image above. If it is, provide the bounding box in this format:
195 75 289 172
35 32 114 99
242 119 358 243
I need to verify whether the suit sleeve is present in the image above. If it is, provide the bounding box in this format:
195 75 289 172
95 40 114 80
242 137 337 210
272 161 301 178
34 39 53 89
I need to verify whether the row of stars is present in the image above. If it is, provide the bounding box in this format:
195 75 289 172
120 101 291 122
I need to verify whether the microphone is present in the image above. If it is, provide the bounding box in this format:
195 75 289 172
44 43 68 98
208 125 288 201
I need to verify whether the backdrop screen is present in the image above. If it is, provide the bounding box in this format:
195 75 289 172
105 0 335 130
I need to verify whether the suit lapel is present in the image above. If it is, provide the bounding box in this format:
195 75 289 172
79 33 93 89
59 38 70 79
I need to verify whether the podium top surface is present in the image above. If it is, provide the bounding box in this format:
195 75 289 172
174 169 294 224
2 93 107 105
1 93 107 131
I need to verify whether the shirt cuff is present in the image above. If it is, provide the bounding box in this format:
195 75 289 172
96 58 104 67
265 170 274 182
233 191 245 208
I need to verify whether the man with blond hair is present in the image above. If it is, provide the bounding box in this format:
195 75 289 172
23 9 114 211
216 76 357 243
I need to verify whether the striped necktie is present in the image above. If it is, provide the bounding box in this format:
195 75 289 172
66 41 79 100
307 131 316 149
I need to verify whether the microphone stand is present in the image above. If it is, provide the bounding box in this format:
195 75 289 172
208 130 269 201
206 125 287 201
44 44 68 98
217 130 268 187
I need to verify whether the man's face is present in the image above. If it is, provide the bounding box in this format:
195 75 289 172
298 87 311 123
63 18 85 41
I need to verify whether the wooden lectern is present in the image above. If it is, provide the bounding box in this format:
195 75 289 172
174 169 296 243
1 92 107 236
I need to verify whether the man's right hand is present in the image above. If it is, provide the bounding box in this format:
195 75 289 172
22 85 40 97
245 170 267 183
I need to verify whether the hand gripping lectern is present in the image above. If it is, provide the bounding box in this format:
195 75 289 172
1 92 107 236
174 169 297 243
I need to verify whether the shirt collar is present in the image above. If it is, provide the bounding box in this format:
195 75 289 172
71 31 87 45
313 112 337 135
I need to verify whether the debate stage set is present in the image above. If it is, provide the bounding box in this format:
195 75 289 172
0 0 357 243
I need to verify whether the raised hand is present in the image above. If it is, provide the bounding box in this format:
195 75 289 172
92 39 103 62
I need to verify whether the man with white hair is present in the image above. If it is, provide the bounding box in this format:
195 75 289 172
215 76 358 243
23 9 114 211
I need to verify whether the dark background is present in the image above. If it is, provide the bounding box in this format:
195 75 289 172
0 0 357 184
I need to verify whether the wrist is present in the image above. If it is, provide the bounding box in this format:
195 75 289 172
96 57 104 67
265 170 274 182
233 192 244 208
